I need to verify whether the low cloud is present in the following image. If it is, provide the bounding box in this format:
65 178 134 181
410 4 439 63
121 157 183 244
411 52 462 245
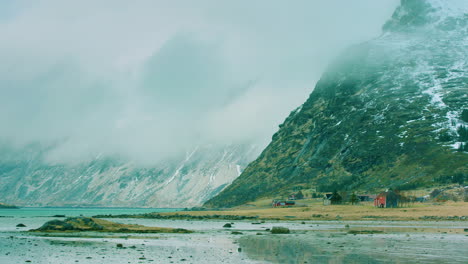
0 0 399 165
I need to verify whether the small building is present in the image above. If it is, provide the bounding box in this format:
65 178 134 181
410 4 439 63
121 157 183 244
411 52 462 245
323 199 331 206
374 190 399 208
323 193 332 205
323 193 342 205
272 199 295 207
415 195 429 202
358 195 376 202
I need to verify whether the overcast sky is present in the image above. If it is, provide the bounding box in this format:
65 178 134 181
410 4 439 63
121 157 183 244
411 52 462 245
0 0 399 165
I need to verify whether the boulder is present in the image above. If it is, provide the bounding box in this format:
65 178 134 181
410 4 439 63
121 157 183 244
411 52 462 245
271 227 290 234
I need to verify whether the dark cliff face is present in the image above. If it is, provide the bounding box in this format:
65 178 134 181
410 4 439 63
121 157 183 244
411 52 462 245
205 0 468 208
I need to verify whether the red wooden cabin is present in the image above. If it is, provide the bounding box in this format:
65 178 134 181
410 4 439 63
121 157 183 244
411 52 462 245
272 199 295 207
374 190 399 208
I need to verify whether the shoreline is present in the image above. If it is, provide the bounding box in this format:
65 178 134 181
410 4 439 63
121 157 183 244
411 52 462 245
3 217 468 264
2 209 468 264
93 201 468 222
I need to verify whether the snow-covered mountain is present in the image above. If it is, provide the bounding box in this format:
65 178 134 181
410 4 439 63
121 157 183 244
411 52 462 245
0 143 261 207
206 0 468 207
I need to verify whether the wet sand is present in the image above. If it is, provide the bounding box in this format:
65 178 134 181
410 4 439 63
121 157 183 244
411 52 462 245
0 217 467 263
0 232 259 264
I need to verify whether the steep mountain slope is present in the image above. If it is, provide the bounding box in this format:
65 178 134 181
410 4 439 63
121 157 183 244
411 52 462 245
0 144 260 207
205 0 468 207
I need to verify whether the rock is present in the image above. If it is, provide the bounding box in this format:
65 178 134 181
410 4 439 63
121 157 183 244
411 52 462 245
171 228 191 233
33 218 101 231
116 243 123 248
223 223 232 228
231 231 243 235
31 216 191 233
271 227 290 234
16 223 26 227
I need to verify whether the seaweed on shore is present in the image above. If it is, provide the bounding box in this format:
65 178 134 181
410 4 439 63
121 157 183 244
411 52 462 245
30 216 192 234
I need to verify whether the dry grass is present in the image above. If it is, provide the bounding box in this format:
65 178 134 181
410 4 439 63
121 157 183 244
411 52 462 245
91 218 187 233
162 200 468 221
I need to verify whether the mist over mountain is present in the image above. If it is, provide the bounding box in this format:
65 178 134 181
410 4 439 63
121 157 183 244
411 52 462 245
206 0 468 208
0 1 398 207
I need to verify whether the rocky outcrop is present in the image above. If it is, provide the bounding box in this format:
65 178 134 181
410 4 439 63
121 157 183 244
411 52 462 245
31 216 191 233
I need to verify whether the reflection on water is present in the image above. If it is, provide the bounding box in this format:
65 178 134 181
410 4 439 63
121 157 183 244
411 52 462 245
240 235 381 264
239 232 468 264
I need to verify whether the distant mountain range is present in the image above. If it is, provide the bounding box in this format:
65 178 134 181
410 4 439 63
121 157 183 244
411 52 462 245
0 144 261 207
0 202 18 209
205 0 468 207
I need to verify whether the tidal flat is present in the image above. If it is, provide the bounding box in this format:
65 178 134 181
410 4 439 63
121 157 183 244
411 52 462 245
1 211 467 264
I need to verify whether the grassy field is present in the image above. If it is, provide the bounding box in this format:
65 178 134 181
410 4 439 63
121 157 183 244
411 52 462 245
162 199 468 221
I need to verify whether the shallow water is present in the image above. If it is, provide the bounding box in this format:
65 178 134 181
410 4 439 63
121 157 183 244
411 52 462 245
0 208 262 264
0 207 181 232
0 208 467 263
0 207 179 217
239 232 468 264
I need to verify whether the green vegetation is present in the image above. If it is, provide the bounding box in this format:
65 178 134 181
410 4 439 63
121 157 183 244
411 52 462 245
350 193 359 205
461 109 468 123
458 125 468 141
271 227 290 234
330 191 342 205
204 1 468 208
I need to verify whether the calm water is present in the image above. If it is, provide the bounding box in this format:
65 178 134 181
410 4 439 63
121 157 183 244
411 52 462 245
0 207 182 232
0 207 181 217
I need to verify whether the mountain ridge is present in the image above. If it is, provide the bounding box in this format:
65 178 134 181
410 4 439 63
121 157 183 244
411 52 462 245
0 143 261 207
204 0 468 208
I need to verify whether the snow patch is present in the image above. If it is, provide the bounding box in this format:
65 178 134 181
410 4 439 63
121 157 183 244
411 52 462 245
236 165 242 176
450 142 462 149
162 147 198 187
422 85 446 108
426 0 468 18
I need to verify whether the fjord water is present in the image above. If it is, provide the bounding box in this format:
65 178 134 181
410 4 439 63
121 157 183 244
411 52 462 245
0 207 179 217
0 207 181 232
